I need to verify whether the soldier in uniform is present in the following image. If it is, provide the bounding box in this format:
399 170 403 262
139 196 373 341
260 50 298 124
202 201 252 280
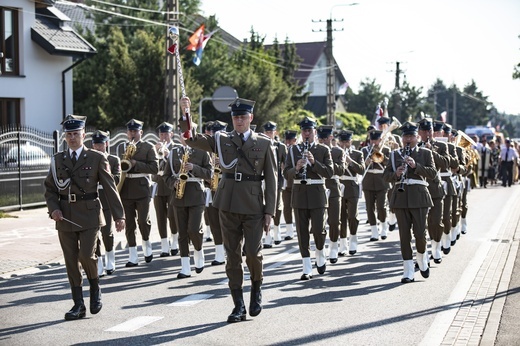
91 130 121 276
116 119 159 267
163 127 212 278
202 121 215 241
152 122 179 257
361 130 391 241
283 117 334 279
417 119 450 263
337 130 365 255
44 115 125 320
447 128 468 245
282 130 298 240
317 125 344 263
182 97 277 323
205 120 228 265
383 121 436 283
432 121 459 255
262 121 288 248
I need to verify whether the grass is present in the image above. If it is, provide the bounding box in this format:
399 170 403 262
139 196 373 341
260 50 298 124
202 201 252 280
0 210 18 219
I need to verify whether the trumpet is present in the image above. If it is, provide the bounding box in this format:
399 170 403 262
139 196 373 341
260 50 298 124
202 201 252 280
156 140 169 159
210 153 221 192
397 144 411 192
175 147 190 199
117 138 136 192
300 139 309 184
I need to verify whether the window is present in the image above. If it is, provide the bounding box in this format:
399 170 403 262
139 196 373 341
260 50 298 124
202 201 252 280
0 98 20 127
1 7 19 75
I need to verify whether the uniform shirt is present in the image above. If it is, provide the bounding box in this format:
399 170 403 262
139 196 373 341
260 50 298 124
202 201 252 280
500 146 519 162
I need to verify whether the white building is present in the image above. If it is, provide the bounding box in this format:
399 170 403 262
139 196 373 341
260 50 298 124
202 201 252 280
0 0 95 132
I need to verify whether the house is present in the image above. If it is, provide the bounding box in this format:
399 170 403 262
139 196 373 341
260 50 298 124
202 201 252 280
267 41 348 117
0 0 96 132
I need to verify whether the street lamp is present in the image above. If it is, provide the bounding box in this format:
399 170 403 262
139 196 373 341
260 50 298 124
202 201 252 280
330 2 359 20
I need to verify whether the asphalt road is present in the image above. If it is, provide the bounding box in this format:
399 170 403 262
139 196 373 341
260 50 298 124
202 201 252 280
0 184 519 345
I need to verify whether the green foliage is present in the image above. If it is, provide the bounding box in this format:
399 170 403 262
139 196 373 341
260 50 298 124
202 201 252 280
335 112 371 136
346 79 387 121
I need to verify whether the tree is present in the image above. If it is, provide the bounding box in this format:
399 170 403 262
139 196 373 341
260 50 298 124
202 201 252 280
346 79 387 123
513 35 520 80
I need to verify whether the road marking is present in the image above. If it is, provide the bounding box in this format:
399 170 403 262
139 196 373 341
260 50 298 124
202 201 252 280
168 293 213 307
105 316 163 332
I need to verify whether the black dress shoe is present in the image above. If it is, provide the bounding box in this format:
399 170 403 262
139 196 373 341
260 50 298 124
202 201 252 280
300 273 312 280
211 260 225 266
441 246 450 255
329 258 338 264
401 278 414 284
145 255 153 263
389 223 396 231
263 244 272 249
177 272 191 279
206 237 213 242
284 236 293 240
65 303 86 320
125 261 138 267
456 234 460 240
338 251 347 257
106 269 115 275
433 258 442 264
317 263 326 275
450 240 456 246
160 252 170 257
381 235 387 240
420 268 430 279
195 267 204 274
170 249 179 256
274 240 282 245
349 250 357 255
370 237 379 241
461 230 467 235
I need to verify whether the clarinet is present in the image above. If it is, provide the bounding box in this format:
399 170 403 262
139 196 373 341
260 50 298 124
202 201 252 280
300 139 309 184
397 144 411 192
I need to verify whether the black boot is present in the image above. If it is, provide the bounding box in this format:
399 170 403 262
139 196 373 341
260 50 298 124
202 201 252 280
64 287 86 321
88 278 103 314
227 289 246 323
249 280 262 317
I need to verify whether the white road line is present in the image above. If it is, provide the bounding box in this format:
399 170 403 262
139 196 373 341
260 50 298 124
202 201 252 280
419 191 517 346
168 293 214 307
105 316 164 332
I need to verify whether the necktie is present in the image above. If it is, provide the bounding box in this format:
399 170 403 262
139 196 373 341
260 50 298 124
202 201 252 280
505 148 509 162
239 133 245 143
71 151 77 165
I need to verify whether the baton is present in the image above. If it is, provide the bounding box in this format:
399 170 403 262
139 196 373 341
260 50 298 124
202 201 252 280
61 217 83 228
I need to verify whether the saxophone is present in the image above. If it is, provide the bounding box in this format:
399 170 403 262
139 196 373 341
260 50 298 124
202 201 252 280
175 147 190 199
117 138 136 192
210 152 221 192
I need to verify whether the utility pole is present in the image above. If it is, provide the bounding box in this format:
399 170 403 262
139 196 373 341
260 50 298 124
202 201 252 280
312 18 342 126
392 61 402 121
164 0 179 128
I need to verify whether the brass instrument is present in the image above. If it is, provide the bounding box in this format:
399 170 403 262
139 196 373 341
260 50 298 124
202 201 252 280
397 144 411 192
455 130 479 168
300 139 309 184
371 118 402 163
156 141 168 160
210 153 221 192
117 139 136 192
175 147 190 199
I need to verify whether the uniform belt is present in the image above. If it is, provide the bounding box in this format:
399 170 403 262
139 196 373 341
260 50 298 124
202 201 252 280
222 172 264 182
293 179 325 185
339 175 358 181
126 173 149 178
59 192 98 202
367 169 384 174
439 172 452 177
401 179 429 186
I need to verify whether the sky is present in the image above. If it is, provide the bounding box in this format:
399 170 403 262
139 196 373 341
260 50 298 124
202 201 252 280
200 0 520 116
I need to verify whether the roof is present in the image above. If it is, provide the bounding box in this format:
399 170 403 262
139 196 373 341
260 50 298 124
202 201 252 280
54 1 97 34
31 8 96 58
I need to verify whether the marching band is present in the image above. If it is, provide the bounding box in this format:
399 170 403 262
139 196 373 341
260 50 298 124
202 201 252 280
51 97 494 322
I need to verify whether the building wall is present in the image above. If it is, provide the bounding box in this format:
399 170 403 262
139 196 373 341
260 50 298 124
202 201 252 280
301 52 342 98
1 0 73 132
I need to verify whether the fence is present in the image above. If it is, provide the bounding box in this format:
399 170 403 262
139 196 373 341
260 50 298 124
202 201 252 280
0 125 159 211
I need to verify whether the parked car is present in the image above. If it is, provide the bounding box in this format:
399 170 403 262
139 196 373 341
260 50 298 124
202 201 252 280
3 143 51 168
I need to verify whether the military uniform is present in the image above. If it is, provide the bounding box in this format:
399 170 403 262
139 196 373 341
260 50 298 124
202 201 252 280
449 129 468 245
337 130 365 255
262 121 288 247
361 130 391 241
283 117 334 279
317 125 344 263
44 115 125 321
383 121 436 283
116 119 159 266
152 122 179 257
91 130 121 276
281 130 298 240
186 98 276 323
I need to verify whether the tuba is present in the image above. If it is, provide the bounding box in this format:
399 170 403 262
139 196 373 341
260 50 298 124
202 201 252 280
175 147 190 199
210 153 221 192
117 139 136 192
